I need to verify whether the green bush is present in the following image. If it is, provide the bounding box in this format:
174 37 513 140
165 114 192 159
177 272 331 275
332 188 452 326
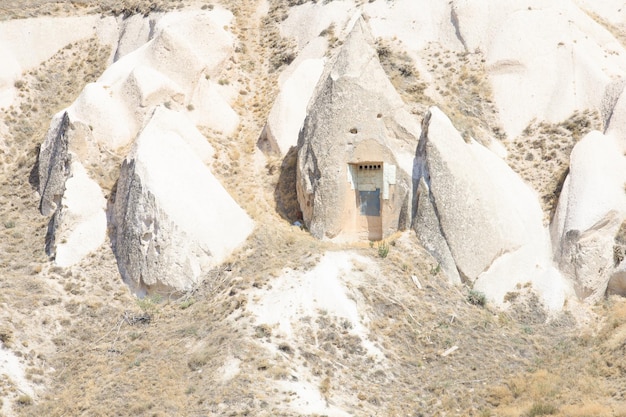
467 290 486 307
377 241 390 259
527 402 558 416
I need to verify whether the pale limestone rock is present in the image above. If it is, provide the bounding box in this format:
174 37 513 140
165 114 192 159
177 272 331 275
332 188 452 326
604 83 626 149
364 0 462 52
111 109 254 295
452 0 626 139
414 107 571 308
113 13 158 61
188 80 240 136
37 112 108 265
259 37 327 155
37 9 237 269
75 9 236 154
280 1 356 51
551 131 626 302
53 162 107 267
296 18 417 241
608 268 626 296
574 0 626 27
414 178 462 285
415 106 545 281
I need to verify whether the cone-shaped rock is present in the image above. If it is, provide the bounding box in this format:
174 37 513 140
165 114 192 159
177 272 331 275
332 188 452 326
296 17 420 241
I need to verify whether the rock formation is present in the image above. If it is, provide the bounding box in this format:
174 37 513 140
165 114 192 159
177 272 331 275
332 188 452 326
258 37 327 155
110 107 254 295
551 131 626 302
452 0 626 139
37 112 108 266
296 18 420 241
414 107 571 309
36 8 251 294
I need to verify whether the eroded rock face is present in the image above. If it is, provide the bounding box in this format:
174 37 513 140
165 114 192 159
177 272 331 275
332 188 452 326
296 18 419 241
414 107 546 282
259 37 327 156
414 178 461 285
37 9 239 271
110 108 254 295
551 131 626 302
413 107 571 309
38 112 71 217
37 112 108 266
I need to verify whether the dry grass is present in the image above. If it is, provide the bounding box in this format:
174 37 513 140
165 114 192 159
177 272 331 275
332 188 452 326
376 38 429 110
377 40 504 148
505 109 601 222
0 0 194 20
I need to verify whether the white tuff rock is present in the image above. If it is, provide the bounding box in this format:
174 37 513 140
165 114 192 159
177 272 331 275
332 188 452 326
414 107 571 309
111 107 254 295
551 131 626 302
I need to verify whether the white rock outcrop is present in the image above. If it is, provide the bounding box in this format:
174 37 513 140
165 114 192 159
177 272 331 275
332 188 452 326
39 7 239 272
297 18 419 241
414 107 571 309
259 37 327 155
0 15 118 107
111 107 254 295
551 131 626 302
452 0 626 139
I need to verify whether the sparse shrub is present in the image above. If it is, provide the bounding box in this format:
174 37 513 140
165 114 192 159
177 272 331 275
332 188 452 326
136 294 162 314
16 395 33 407
0 326 13 346
278 342 293 354
377 241 389 258
187 354 208 371
254 324 272 338
527 402 558 416
319 376 331 395
467 289 486 307
179 298 195 309
4 220 15 228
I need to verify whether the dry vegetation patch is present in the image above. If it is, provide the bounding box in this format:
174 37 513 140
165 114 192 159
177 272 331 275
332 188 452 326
377 40 504 147
0 0 194 19
505 109 601 222
486 297 626 417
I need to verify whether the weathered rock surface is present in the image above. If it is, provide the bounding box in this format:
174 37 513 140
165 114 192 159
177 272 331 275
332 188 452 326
452 0 626 138
296 18 419 241
414 107 545 281
414 107 571 308
259 37 327 155
38 112 72 217
111 107 254 295
37 111 109 265
414 178 461 285
551 131 626 302
37 9 239 270
51 161 107 267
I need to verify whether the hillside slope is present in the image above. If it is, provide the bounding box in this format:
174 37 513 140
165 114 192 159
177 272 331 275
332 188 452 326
1 1 626 417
